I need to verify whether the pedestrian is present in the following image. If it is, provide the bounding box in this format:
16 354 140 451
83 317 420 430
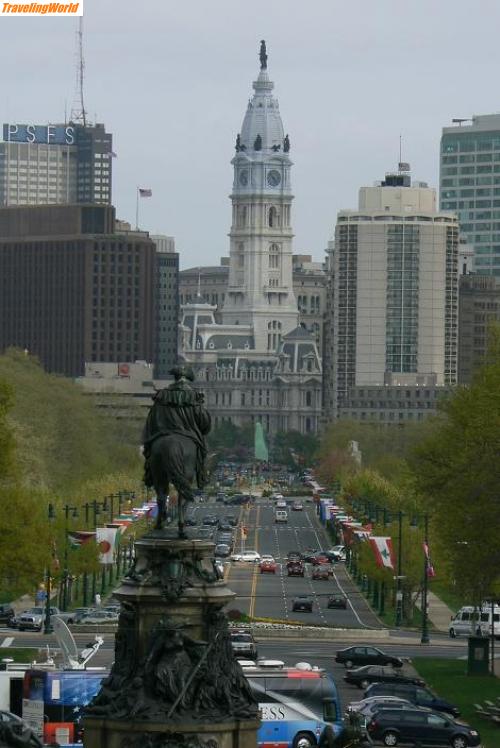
95 593 101 607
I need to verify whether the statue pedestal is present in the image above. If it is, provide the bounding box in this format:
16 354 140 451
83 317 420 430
83 532 259 748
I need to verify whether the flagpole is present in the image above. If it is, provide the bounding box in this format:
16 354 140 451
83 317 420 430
135 186 139 230
421 513 430 644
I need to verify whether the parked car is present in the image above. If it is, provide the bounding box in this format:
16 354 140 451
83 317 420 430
335 646 404 669
345 665 425 690
230 631 258 659
215 543 231 558
291 596 313 613
364 682 460 717
67 607 92 624
366 706 480 747
0 710 42 747
80 610 119 625
291 501 303 511
287 560 305 577
0 604 15 627
311 566 330 581
347 696 414 719
327 595 348 610
448 604 500 638
231 550 261 562
259 558 277 574
17 606 71 631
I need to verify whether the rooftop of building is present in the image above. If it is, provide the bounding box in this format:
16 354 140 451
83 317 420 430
442 113 500 135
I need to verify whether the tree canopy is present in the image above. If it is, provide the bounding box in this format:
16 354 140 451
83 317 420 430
410 325 500 603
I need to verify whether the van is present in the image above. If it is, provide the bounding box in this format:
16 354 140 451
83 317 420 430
448 605 500 638
275 510 288 523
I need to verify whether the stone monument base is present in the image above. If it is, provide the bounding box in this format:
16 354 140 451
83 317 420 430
83 716 259 748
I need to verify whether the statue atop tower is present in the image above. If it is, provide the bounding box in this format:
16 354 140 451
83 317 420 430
259 39 267 70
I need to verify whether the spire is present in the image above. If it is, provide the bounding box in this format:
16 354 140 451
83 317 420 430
259 40 268 70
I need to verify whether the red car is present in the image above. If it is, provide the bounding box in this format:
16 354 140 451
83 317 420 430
259 559 277 574
311 554 330 566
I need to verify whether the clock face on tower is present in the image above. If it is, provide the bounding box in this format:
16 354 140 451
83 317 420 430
267 169 281 187
239 170 249 186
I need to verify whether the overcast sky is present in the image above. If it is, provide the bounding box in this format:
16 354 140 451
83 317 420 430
2 0 500 268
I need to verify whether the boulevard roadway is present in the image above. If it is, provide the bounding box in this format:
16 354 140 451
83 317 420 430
193 498 384 627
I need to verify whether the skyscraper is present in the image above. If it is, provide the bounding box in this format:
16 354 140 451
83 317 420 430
440 114 500 276
323 168 459 422
0 122 113 206
151 234 179 378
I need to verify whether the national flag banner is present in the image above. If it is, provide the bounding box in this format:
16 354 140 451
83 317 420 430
67 530 96 548
139 188 152 198
369 536 396 570
96 527 118 564
423 541 436 578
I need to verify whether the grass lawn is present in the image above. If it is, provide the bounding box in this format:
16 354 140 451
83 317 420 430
0 647 38 663
413 658 500 748
430 579 466 614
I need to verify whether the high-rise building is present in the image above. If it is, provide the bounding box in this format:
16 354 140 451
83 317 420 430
458 273 500 384
0 204 155 377
0 122 113 206
440 114 500 276
178 43 322 435
150 234 179 378
323 168 459 422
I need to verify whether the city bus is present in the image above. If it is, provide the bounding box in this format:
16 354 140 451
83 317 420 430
22 661 343 747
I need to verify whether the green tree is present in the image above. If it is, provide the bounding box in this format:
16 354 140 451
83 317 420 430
272 430 319 467
410 324 500 603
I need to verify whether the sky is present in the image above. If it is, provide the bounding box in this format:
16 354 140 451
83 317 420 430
2 0 500 269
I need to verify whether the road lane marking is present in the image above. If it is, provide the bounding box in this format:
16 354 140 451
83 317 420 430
0 637 14 647
248 505 260 618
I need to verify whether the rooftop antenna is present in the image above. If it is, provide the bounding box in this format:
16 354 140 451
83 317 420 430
197 267 202 298
70 17 87 126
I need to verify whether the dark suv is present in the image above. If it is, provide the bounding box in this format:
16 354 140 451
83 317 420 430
0 604 15 626
366 707 480 747
365 682 459 717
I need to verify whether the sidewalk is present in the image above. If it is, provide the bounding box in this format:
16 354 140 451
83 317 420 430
416 591 454 633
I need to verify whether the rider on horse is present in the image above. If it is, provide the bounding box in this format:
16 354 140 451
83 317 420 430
142 366 211 497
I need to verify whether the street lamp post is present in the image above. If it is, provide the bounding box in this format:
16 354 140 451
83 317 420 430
421 513 430 644
44 503 56 634
395 510 404 627
62 504 78 611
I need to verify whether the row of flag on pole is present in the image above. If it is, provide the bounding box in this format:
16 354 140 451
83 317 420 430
317 495 435 577
66 499 158 563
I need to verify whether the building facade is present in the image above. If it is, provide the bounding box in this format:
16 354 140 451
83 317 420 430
458 273 500 383
179 253 326 348
179 43 322 435
151 234 179 378
0 204 155 377
0 122 113 206
440 114 500 276
323 169 459 422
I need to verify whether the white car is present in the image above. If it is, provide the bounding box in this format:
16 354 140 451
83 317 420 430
276 499 287 508
327 545 346 562
260 554 275 563
272 493 284 500
231 550 261 562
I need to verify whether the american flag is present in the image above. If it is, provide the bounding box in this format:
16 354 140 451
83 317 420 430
139 188 152 198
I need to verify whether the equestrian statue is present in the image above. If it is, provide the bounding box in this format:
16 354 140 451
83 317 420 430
142 366 211 538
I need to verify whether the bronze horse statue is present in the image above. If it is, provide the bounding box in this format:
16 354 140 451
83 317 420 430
142 367 211 539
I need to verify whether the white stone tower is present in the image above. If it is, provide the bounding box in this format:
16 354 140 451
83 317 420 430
222 40 298 352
